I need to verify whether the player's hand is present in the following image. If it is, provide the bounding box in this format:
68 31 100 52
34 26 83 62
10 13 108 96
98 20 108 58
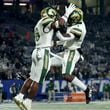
64 3 76 18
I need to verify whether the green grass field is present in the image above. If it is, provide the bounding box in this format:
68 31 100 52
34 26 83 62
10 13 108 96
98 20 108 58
0 101 110 110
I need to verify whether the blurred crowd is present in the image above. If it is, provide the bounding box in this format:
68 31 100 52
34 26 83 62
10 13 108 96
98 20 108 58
0 2 110 81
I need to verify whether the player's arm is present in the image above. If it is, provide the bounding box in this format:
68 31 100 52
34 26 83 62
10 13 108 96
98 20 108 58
56 31 75 41
41 17 55 32
69 27 82 39
51 3 76 29
56 26 82 41
41 3 76 32
41 16 66 33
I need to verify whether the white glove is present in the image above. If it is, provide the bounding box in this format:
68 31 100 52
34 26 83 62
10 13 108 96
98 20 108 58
62 3 76 22
65 3 76 17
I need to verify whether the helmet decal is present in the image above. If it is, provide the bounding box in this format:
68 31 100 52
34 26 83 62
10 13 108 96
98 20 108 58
41 7 57 19
68 8 83 25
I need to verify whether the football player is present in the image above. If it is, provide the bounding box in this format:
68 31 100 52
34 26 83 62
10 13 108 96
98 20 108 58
13 4 76 110
52 8 92 104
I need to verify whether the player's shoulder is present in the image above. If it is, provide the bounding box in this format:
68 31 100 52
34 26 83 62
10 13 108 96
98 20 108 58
70 22 86 31
72 21 85 27
41 17 54 25
68 21 86 35
34 17 54 29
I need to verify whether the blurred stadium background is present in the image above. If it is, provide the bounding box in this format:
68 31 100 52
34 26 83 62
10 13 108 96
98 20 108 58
0 0 110 108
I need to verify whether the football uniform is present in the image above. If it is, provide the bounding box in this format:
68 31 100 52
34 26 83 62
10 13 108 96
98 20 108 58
51 8 92 104
52 21 86 74
62 21 86 74
29 4 76 83
13 5 81 110
30 17 55 83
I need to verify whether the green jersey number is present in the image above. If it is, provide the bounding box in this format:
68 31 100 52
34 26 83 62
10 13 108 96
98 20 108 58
35 28 40 41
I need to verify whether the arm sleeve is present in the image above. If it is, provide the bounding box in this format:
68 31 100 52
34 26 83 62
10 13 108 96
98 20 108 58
56 31 75 41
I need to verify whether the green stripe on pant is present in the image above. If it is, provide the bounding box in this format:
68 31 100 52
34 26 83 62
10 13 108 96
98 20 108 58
39 49 49 84
65 50 75 74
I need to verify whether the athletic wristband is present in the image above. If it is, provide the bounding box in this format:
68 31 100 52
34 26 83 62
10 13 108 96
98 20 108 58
62 15 68 23
55 21 59 28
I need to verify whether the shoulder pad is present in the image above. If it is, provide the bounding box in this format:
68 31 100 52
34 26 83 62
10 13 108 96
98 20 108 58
70 27 82 36
42 17 54 26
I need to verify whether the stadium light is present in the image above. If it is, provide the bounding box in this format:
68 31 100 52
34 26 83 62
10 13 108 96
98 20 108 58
4 3 27 6
4 3 12 6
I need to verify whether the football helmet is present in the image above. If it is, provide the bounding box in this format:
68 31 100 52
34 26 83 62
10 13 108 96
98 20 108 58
68 8 83 25
41 7 57 20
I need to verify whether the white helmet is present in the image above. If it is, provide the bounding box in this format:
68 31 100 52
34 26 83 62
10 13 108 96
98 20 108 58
68 8 83 25
41 7 57 20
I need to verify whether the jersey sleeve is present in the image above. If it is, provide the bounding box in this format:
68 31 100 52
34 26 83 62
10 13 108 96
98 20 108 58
68 24 83 39
42 17 54 27
41 17 55 33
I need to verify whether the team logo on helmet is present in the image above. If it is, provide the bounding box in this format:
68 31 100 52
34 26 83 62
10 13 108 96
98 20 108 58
68 8 83 25
41 7 57 19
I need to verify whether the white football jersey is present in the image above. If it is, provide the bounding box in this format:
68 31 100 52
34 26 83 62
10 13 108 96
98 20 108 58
64 21 86 50
34 17 54 48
